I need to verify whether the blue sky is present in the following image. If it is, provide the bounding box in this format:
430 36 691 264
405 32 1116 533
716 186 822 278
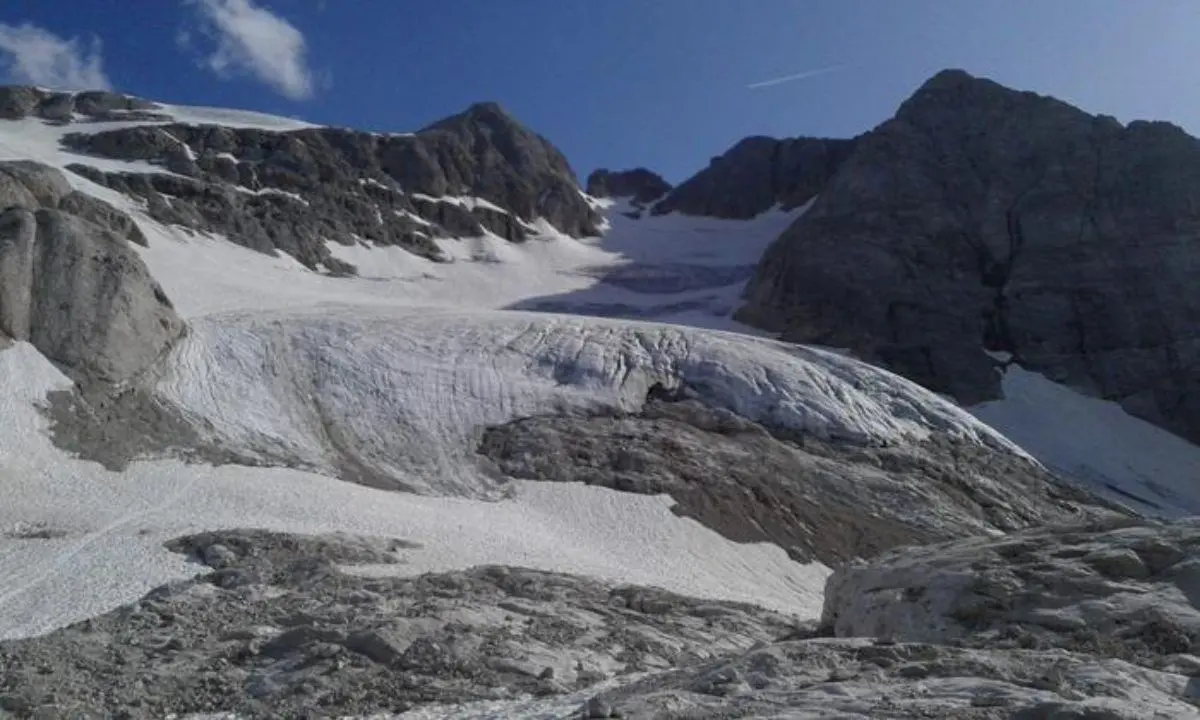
1 1 1198 182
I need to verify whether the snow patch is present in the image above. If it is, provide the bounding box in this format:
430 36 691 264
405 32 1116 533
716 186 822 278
410 192 510 215
972 367 1200 516
231 186 310 205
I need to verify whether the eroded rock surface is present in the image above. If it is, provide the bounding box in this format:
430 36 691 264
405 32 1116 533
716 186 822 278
824 517 1200 671
49 96 600 272
738 69 1200 443
5 524 1200 718
0 161 182 385
585 167 672 205
479 394 1123 565
0 530 798 718
582 638 1198 719
576 519 1200 719
652 135 856 219
0 86 166 122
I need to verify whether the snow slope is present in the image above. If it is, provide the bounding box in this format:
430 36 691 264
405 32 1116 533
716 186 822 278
972 367 1200 517
0 341 828 640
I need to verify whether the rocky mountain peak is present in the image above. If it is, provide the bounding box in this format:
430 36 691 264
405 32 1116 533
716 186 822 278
428 100 515 128
738 68 1200 444
419 99 574 174
33 95 600 274
584 167 672 204
651 134 857 220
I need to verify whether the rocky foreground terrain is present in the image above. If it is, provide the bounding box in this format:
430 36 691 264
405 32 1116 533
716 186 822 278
4 518 1200 717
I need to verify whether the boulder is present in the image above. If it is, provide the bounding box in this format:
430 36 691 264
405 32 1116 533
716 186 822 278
0 161 183 384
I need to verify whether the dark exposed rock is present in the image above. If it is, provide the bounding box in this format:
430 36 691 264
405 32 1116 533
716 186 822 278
69 164 445 269
56 190 148 246
0 85 168 123
415 101 599 237
39 383 263 473
737 69 1200 442
652 135 857 219
58 100 599 270
0 161 183 385
0 86 39 120
478 394 1123 565
583 519 1200 718
2 523 1197 717
585 167 672 205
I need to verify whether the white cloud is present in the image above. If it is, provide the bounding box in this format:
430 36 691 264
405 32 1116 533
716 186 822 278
0 23 111 90
186 0 316 100
747 64 847 90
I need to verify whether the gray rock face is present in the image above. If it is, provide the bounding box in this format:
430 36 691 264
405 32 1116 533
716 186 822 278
585 167 672 205
417 101 599 237
0 529 798 717
823 517 1200 670
0 85 167 122
738 69 1200 442
479 394 1123 565
653 135 857 219
59 100 600 273
0 161 182 384
581 518 1200 718
585 637 1199 719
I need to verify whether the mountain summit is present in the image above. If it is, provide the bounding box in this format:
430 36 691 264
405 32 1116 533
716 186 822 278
738 68 1200 446
12 89 602 274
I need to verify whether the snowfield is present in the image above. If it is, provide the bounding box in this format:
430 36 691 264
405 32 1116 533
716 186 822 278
0 341 829 640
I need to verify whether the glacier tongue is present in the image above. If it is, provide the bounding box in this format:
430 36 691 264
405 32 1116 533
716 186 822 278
155 306 1024 498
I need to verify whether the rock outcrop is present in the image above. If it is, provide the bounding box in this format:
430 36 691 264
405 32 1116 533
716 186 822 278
0 529 798 717
479 394 1123 565
54 96 600 272
418 101 599 237
0 86 168 122
5 522 1200 718
0 161 183 385
585 167 672 205
578 518 1200 718
652 135 856 219
586 637 1198 718
738 69 1200 443
823 516 1200 669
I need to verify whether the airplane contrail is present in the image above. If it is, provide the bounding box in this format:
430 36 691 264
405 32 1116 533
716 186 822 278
747 64 848 89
